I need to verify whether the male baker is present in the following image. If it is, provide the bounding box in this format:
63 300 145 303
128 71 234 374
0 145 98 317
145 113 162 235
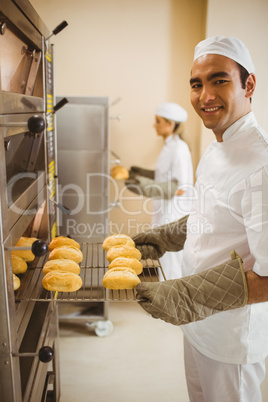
134 36 268 401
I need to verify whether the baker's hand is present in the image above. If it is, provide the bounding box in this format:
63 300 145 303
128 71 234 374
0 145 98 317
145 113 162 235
129 166 155 179
136 243 165 260
125 175 178 200
125 176 143 195
133 215 188 259
136 251 248 326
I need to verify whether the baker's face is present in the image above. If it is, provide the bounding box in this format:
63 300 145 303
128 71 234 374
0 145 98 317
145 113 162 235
190 54 255 141
154 115 174 139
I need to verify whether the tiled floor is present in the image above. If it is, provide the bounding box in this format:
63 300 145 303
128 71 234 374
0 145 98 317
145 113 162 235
58 302 268 402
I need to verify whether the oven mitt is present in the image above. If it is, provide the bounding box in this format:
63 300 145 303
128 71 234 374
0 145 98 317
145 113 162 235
133 214 188 259
125 175 178 200
136 250 248 326
129 166 155 179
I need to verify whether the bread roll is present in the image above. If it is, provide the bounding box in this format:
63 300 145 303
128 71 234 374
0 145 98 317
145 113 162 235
108 257 143 275
13 274 20 291
103 267 141 289
106 244 141 263
12 255 28 274
102 233 135 251
48 236 80 251
42 271 82 292
43 259 81 275
106 244 142 262
11 237 38 262
49 246 83 263
110 165 129 180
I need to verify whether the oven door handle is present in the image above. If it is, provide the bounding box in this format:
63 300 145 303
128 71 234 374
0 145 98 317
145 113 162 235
12 346 54 363
0 115 45 134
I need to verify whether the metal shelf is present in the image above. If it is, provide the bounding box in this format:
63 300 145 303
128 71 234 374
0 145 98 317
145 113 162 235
15 243 164 302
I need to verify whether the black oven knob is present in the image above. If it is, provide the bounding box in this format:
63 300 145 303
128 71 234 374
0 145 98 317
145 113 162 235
31 240 48 257
38 346 54 363
28 115 46 134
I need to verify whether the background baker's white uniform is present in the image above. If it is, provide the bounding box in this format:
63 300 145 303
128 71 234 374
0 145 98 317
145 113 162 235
151 134 193 280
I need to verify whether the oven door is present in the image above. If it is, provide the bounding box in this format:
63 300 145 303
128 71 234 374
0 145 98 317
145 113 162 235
0 113 47 241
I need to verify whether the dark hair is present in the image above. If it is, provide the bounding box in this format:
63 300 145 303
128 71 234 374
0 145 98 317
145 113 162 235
163 118 182 135
235 62 250 89
173 122 181 133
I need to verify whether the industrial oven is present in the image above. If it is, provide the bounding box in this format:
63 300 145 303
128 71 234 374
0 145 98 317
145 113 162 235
0 0 63 400
0 1 163 401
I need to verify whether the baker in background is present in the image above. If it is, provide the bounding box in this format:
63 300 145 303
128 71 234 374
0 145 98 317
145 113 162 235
126 102 193 280
134 36 268 402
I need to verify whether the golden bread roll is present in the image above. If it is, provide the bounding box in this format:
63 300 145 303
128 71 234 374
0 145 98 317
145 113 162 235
12 255 28 274
102 233 135 251
108 257 143 275
103 267 141 289
49 246 83 263
106 245 141 262
48 236 80 251
13 274 20 291
42 271 82 292
11 237 38 262
110 165 129 180
43 259 81 275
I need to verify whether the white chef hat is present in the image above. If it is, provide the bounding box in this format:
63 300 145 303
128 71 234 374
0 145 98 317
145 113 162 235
156 102 188 122
194 36 255 74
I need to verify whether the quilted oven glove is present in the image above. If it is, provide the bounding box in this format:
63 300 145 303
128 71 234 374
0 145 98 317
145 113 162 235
133 214 188 259
125 175 178 200
136 250 248 326
129 166 155 180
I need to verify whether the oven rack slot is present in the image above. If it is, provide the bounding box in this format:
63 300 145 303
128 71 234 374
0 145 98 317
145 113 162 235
16 242 164 302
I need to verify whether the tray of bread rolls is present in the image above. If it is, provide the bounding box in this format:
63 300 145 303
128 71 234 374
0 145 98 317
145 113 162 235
14 234 165 302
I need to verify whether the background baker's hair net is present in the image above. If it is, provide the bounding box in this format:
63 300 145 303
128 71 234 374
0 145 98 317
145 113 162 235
156 103 188 123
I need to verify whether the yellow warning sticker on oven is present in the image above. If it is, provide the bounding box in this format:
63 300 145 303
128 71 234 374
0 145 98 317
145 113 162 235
47 93 53 114
46 46 52 62
51 222 57 239
49 160 56 196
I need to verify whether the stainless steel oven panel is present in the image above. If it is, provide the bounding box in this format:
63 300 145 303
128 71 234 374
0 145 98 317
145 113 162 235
1 115 46 240
0 25 43 96
0 263 57 402
20 303 59 402
0 1 48 115
56 96 110 240
0 243 22 401
0 2 59 400
0 163 47 243
11 0 50 41
0 94 44 116
6 173 46 240
16 301 36 347
1 113 45 137
0 137 6 245
30 307 59 402
15 255 49 345
0 0 48 52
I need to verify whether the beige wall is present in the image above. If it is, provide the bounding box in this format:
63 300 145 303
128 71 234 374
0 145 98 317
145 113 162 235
30 0 207 235
30 0 268 235
200 0 268 154
30 0 206 168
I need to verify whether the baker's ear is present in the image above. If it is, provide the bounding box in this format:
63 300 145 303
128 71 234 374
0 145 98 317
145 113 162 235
245 73 256 98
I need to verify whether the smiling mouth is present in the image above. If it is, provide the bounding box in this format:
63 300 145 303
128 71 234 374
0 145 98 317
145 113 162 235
202 106 222 113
